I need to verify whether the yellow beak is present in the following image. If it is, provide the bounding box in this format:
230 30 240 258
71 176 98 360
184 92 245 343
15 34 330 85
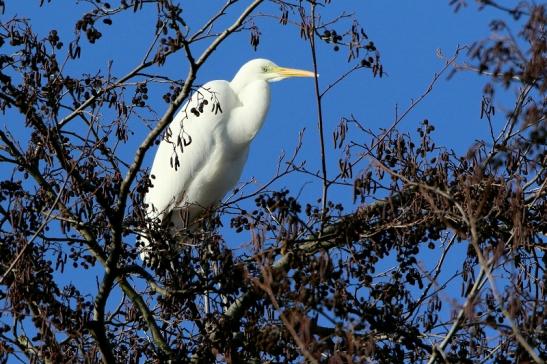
274 66 317 78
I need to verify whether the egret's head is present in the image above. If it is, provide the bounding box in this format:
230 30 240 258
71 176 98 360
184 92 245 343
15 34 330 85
234 58 316 84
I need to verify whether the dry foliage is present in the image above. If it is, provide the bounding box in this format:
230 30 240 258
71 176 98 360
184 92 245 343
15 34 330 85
0 1 545 363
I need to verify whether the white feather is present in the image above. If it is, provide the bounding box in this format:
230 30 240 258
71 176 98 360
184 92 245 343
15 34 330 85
140 59 315 260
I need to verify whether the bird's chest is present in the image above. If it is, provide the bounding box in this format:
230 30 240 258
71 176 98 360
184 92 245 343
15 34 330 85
205 135 248 181
185 130 249 205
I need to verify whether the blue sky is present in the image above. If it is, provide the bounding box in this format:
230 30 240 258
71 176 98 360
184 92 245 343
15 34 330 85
1 0 523 358
3 1 516 190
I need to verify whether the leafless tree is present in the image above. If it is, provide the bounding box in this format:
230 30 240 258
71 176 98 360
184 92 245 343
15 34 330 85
0 1 544 363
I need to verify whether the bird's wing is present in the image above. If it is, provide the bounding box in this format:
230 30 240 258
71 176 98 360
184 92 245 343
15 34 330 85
144 80 236 222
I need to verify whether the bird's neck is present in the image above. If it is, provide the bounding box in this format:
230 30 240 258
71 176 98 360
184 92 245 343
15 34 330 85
227 79 271 146
230 68 256 94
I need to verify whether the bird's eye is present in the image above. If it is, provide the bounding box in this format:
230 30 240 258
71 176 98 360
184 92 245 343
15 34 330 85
262 65 269 72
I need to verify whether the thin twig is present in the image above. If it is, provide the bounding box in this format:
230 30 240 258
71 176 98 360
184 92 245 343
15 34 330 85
467 217 544 364
254 267 320 364
333 46 464 185
427 265 488 364
307 3 329 231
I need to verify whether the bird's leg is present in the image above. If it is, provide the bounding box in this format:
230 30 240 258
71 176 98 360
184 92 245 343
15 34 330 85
200 225 214 316
203 231 214 316
202 263 211 315
205 210 229 312
208 242 229 312
175 208 190 230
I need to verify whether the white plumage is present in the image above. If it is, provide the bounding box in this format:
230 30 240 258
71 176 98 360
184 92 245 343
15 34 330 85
141 59 315 256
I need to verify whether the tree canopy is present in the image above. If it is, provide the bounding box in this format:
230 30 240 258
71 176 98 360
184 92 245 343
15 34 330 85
0 1 545 363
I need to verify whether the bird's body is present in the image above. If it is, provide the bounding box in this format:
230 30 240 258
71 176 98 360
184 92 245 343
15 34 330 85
144 78 267 229
141 59 314 255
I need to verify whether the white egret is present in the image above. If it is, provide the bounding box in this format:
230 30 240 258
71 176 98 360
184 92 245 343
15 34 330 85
141 59 315 258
